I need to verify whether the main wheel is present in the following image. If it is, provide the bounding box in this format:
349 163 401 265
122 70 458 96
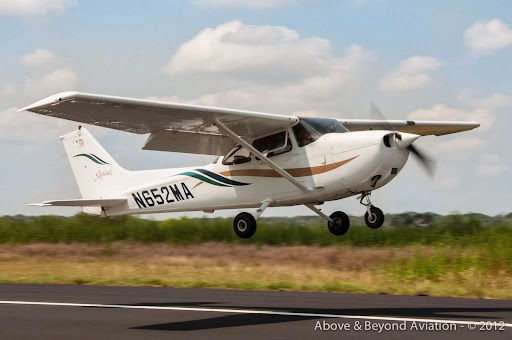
233 212 257 239
365 206 384 229
328 211 350 236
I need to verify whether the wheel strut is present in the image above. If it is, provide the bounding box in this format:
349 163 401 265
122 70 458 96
254 198 273 220
358 191 374 217
358 191 385 229
305 204 332 223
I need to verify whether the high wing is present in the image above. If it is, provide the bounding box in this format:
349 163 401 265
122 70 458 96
19 92 299 155
339 119 479 136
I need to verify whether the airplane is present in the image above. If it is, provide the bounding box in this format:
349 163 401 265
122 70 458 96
20 92 479 238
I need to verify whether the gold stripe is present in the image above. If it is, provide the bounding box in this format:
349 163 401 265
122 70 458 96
219 155 359 178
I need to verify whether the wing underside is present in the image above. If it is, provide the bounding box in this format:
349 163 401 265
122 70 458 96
20 92 299 155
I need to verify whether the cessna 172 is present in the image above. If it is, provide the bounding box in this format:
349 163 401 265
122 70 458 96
21 92 479 238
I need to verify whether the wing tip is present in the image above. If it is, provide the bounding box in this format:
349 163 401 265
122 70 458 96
17 91 80 112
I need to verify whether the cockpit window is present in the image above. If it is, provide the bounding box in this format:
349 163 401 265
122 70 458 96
292 117 348 147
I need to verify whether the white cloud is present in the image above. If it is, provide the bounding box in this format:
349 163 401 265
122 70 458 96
468 93 512 109
0 107 72 140
159 44 373 114
165 20 332 77
24 68 78 99
0 107 105 141
476 154 509 176
480 153 501 163
21 49 55 67
1 84 16 96
161 21 374 114
477 164 509 176
434 136 486 153
408 104 493 130
379 56 441 92
0 0 76 16
192 0 298 9
433 176 460 190
407 93 510 161
465 19 512 53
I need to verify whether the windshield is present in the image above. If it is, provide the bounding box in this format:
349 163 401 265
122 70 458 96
301 117 349 134
293 117 348 147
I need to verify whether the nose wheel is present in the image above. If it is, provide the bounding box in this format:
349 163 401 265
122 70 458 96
365 206 384 229
359 192 385 229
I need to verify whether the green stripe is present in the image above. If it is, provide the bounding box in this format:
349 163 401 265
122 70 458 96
196 169 251 186
179 172 230 187
89 153 109 165
73 154 103 165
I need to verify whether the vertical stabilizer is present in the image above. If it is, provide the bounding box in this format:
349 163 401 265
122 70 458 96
60 127 129 200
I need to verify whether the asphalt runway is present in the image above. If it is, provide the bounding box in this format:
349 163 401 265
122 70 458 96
0 284 511 339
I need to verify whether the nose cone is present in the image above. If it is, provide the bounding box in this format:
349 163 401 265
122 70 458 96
396 133 420 149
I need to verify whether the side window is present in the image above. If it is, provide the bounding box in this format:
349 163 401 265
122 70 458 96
252 131 292 158
222 146 251 165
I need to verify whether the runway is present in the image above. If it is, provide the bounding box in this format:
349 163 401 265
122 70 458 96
0 284 510 339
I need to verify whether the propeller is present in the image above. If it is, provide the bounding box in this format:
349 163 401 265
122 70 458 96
406 143 436 177
370 102 436 178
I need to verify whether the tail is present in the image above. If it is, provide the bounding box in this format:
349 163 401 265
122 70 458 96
60 127 129 200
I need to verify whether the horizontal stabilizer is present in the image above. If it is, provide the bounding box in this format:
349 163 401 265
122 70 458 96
27 198 126 207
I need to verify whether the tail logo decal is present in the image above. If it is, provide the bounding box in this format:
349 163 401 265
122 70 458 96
73 153 110 165
176 168 252 188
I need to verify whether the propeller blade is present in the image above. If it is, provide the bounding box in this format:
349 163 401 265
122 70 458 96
407 144 436 177
369 102 395 131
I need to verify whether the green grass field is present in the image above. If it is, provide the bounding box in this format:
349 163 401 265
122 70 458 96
0 213 511 298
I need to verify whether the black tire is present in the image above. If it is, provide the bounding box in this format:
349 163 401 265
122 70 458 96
233 212 257 239
365 206 385 229
328 211 350 236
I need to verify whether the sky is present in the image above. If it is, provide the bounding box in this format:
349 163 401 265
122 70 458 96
0 0 511 218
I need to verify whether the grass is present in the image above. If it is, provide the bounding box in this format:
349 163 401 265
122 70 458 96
1 213 512 249
0 213 511 298
0 242 511 299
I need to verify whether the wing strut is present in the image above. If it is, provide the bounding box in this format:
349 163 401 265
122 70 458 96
214 119 313 193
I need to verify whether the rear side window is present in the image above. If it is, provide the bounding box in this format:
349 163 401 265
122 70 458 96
222 145 251 165
252 131 292 157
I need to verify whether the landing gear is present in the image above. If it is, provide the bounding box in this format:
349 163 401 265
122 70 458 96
365 206 384 229
359 192 385 229
233 212 257 238
233 199 273 239
327 211 350 236
305 205 350 236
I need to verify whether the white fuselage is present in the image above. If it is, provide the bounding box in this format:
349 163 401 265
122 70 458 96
105 130 409 216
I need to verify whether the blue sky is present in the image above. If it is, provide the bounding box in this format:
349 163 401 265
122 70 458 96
1 0 511 218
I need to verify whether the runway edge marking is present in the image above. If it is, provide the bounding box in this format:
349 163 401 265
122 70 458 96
0 300 511 327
